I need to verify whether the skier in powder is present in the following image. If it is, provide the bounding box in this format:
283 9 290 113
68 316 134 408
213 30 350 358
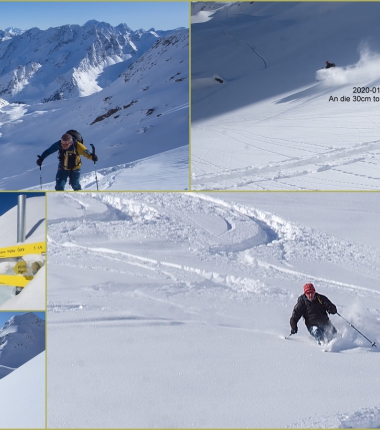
290 283 338 344
325 61 336 69
36 130 97 191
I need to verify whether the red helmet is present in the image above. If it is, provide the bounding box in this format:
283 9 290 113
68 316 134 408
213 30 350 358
326 61 329 64
303 283 315 294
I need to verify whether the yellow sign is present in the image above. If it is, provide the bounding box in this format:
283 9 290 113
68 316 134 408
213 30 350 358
0 242 46 259
0 275 33 287
13 260 27 275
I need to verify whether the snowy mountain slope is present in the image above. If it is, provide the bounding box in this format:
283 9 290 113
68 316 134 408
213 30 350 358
0 28 188 191
0 351 45 429
0 195 45 309
0 20 167 103
47 191 380 428
0 312 45 374
191 2 380 190
27 145 188 191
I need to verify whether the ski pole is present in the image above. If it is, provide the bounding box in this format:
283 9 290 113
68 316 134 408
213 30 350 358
90 144 99 191
337 312 377 347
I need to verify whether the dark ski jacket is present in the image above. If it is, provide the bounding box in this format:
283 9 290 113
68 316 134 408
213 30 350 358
325 62 336 69
40 140 93 171
290 293 337 331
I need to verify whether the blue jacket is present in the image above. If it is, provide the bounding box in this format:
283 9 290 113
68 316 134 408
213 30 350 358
40 140 92 170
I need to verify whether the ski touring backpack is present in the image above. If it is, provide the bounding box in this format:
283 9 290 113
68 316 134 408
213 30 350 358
66 129 83 144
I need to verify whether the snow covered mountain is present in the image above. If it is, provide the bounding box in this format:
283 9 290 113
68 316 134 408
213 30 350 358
0 312 45 379
0 27 23 42
0 20 171 103
192 2 380 190
0 24 189 190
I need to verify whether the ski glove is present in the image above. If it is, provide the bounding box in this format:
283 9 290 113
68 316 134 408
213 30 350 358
291 327 298 335
326 302 337 315
92 154 98 162
36 155 43 167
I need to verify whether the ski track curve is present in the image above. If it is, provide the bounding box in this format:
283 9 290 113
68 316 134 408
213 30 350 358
47 192 380 307
221 28 267 70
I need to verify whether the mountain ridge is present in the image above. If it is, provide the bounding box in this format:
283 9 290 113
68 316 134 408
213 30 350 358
0 20 180 103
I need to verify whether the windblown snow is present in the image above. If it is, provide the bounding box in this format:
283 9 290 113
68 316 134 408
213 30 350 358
47 191 380 428
191 2 380 190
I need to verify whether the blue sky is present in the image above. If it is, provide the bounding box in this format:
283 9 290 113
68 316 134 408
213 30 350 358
0 192 45 217
0 2 189 31
0 312 45 328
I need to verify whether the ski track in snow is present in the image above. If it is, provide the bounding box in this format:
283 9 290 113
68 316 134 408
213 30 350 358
48 191 380 323
192 103 380 190
221 28 268 70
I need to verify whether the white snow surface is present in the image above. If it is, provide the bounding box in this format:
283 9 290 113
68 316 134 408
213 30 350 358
192 2 380 190
0 195 45 309
0 352 45 428
47 191 380 428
